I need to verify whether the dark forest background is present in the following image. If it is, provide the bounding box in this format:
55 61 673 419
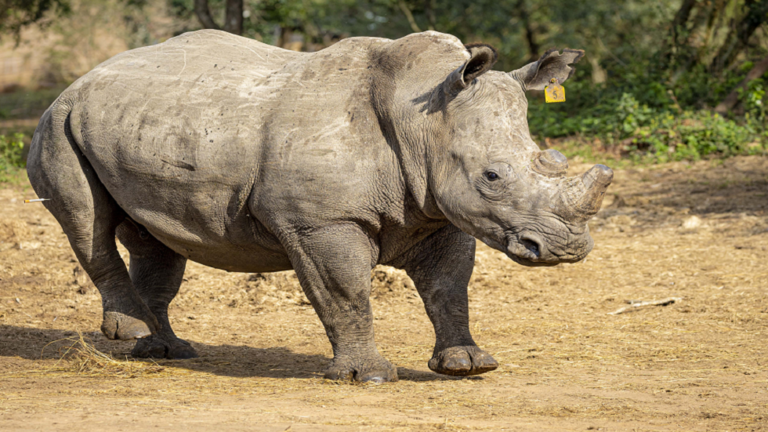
0 0 766 177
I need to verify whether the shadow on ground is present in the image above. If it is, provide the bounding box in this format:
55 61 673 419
0 324 461 382
604 157 768 218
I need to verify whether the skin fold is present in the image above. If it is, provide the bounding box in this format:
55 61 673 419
26 30 611 382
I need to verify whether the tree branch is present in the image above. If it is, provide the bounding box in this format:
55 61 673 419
397 0 421 33
715 55 768 114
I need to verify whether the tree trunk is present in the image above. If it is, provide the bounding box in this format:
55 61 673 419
698 0 728 63
589 55 606 84
672 0 699 46
193 0 244 35
224 0 243 35
194 0 221 30
523 20 539 63
515 0 539 62
710 0 768 74
663 0 698 67
424 0 436 31
714 54 768 114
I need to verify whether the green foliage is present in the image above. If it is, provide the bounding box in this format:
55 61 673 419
0 0 71 41
527 63 767 162
0 133 27 183
741 78 766 117
3 0 766 166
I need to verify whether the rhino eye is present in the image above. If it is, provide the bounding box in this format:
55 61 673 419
485 171 499 181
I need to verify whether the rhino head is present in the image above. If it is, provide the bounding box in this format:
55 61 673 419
432 45 612 266
375 37 612 267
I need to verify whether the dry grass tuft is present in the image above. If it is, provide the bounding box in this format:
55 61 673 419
47 332 165 377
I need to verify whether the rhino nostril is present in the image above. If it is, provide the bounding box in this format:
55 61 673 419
520 237 541 258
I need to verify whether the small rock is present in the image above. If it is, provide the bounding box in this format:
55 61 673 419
682 215 702 230
18 241 41 250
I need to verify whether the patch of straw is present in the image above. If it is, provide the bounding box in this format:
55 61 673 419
45 332 165 377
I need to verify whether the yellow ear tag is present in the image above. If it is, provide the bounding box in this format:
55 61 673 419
545 78 565 103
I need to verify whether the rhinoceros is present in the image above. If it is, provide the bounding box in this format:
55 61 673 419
27 30 612 383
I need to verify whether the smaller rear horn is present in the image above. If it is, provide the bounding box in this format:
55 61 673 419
532 149 568 178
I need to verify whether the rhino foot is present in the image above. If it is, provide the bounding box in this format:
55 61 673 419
324 356 398 383
131 334 198 359
428 346 498 376
101 310 159 340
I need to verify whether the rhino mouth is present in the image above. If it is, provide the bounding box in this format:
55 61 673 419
504 232 559 267
479 234 553 267
501 231 591 267
481 230 591 267
506 252 560 267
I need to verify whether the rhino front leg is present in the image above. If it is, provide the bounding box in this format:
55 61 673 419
284 224 397 383
396 224 498 376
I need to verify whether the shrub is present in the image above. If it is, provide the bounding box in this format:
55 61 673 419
0 133 27 183
526 66 767 162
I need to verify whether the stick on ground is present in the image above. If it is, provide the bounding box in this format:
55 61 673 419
608 297 682 315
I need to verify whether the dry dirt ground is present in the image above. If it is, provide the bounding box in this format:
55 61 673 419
1 156 767 431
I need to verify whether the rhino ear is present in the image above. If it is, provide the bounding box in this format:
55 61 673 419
510 49 584 91
445 44 498 94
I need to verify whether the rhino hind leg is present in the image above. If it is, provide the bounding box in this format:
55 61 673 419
116 221 197 359
26 107 160 340
285 224 397 383
395 225 499 377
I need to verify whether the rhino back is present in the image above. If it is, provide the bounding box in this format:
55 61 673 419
61 30 406 270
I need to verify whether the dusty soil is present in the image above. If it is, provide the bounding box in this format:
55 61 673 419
1 156 767 431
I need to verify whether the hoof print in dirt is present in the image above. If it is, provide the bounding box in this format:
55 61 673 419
100 311 158 341
131 335 198 359
429 346 499 376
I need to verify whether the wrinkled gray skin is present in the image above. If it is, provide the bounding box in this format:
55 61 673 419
27 30 612 382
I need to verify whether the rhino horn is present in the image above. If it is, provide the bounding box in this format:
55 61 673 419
532 149 568 178
558 164 613 222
